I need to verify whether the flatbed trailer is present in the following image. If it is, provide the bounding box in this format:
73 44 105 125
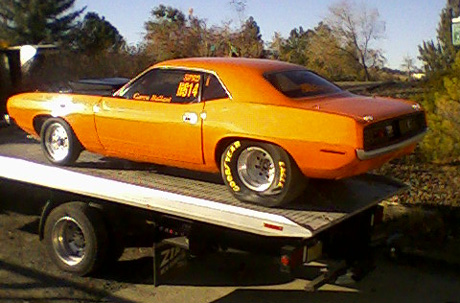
0 125 406 287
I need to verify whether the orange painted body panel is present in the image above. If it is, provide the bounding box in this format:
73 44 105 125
7 93 105 153
7 58 425 179
94 97 204 165
202 100 359 171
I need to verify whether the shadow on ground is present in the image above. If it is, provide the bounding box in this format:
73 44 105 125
0 125 36 145
0 260 137 303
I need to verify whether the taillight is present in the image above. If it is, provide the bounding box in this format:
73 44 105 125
363 112 426 151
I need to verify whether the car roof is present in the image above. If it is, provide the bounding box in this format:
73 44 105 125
153 58 303 104
154 57 300 74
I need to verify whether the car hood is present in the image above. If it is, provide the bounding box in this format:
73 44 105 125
294 93 419 122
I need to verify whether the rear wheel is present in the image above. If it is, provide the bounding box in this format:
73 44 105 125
221 140 306 207
40 118 82 165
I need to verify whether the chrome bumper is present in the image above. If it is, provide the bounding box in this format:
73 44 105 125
3 114 11 125
356 131 427 160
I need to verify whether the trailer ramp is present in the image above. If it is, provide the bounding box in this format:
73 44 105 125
0 127 406 239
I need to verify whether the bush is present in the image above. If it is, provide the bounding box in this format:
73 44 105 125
419 53 460 163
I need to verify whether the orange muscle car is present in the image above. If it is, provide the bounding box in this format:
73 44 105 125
7 58 427 206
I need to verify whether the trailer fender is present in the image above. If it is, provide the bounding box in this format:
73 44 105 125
39 200 56 241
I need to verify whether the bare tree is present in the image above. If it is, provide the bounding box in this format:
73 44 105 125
229 0 247 25
326 0 385 81
401 55 415 80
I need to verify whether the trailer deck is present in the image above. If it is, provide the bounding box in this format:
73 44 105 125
0 126 406 239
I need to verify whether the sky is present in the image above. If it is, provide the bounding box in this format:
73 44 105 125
74 0 446 69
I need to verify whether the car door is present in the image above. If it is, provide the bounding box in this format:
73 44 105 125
94 68 205 164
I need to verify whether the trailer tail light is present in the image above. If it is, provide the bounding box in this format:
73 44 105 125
280 241 323 273
280 246 302 273
263 222 283 231
280 255 290 267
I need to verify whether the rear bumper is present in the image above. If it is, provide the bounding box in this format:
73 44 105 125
356 131 427 160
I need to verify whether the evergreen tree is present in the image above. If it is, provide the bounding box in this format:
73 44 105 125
70 12 125 55
234 16 264 58
279 27 312 66
418 0 460 162
419 0 460 74
0 0 84 45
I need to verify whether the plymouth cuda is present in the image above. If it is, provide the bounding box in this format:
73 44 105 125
7 58 427 206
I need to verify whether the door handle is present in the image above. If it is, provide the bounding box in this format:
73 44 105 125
182 112 198 125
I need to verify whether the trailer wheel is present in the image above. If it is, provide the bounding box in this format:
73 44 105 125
43 202 108 276
40 118 82 165
221 140 306 207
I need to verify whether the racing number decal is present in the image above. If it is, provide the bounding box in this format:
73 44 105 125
176 73 201 98
176 82 199 98
224 141 241 192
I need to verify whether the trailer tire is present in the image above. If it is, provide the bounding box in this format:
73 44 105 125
221 140 306 207
40 118 82 165
43 202 108 276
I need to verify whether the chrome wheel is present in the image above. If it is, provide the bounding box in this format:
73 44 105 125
44 122 69 161
237 146 276 192
52 216 86 266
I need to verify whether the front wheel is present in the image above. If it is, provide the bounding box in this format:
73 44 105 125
221 140 306 207
40 118 82 165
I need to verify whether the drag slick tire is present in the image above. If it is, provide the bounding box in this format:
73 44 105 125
40 118 82 165
221 140 306 207
43 202 108 276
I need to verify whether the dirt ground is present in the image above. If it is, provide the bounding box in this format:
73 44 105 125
0 195 154 303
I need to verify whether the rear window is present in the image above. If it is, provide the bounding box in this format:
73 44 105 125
202 74 228 101
265 70 342 98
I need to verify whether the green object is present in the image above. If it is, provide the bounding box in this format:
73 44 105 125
452 19 460 46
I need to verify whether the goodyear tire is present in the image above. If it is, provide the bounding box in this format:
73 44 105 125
43 202 108 276
221 140 306 207
40 118 82 165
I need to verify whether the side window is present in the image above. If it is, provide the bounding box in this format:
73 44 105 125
118 69 202 104
202 74 228 101
119 69 164 101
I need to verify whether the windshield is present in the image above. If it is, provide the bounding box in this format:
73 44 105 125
265 70 343 98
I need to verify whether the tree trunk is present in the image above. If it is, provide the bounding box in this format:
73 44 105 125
361 54 370 81
363 64 370 81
